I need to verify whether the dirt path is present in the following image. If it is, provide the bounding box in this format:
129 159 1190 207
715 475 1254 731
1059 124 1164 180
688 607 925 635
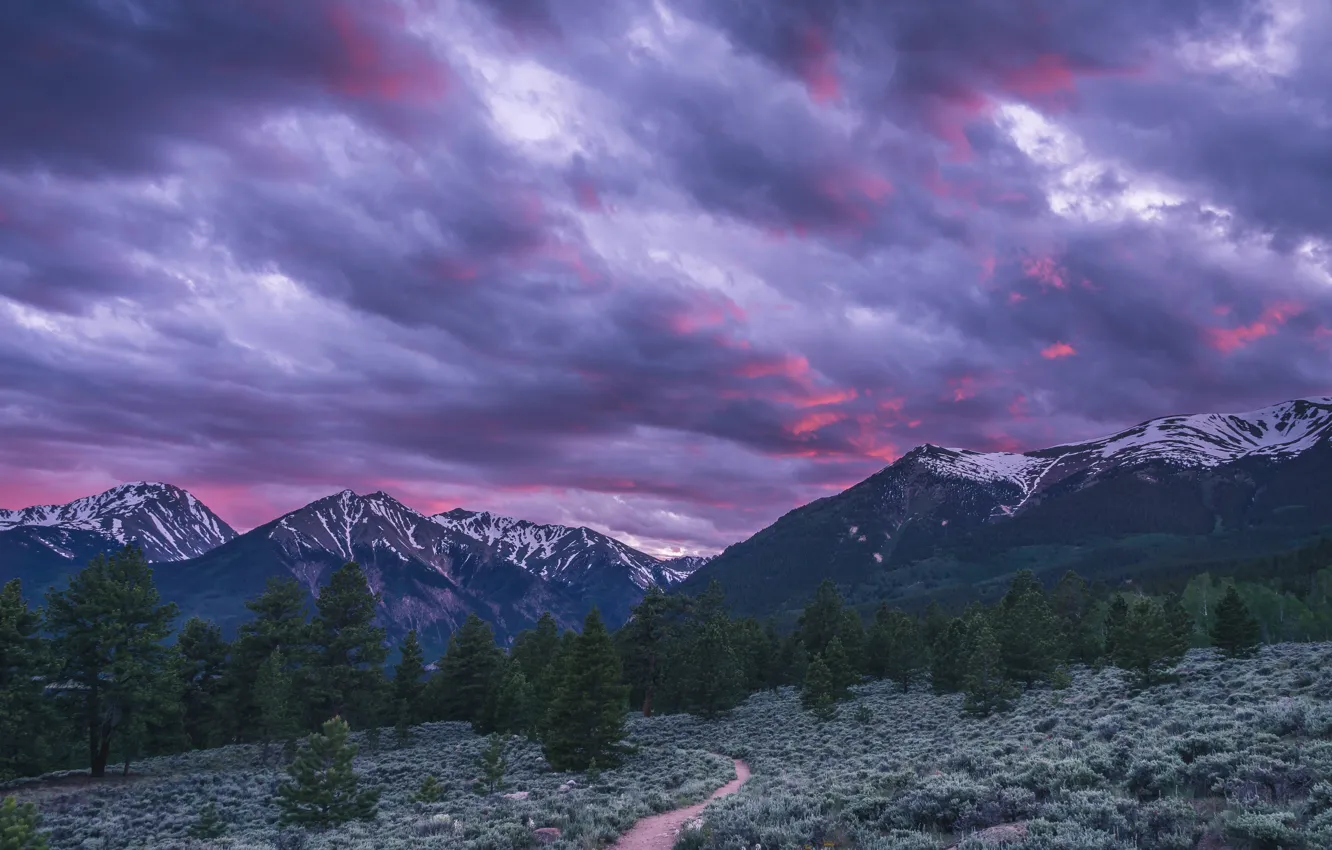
610 758 751 850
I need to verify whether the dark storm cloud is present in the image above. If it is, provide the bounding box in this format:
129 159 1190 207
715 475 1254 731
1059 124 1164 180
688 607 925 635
1 0 1330 553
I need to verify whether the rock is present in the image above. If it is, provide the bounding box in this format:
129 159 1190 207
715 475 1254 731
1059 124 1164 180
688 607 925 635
503 791 530 801
534 827 562 843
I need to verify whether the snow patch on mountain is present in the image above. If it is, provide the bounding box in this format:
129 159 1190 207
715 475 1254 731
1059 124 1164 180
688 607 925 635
0 482 236 561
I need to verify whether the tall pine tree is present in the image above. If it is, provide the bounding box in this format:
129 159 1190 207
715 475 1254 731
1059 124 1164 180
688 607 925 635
427 613 503 728
44 547 179 777
177 617 230 750
930 618 968 694
1210 585 1261 658
0 580 49 781
542 609 629 771
993 570 1059 687
1111 597 1188 688
308 563 387 730
798 580 845 658
391 629 426 728
221 577 312 743
962 616 1016 717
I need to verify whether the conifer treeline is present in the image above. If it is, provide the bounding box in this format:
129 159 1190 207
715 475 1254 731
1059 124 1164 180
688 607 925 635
0 547 1277 783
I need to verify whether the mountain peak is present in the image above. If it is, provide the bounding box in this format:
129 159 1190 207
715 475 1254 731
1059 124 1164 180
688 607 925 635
0 482 236 562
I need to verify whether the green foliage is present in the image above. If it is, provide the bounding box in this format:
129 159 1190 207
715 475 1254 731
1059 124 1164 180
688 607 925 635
930 618 967 694
221 577 312 745
255 648 298 757
1212 584 1262 659
800 655 838 722
307 562 388 730
474 733 507 794
413 774 445 803
276 716 380 828
186 801 226 839
1111 596 1189 688
428 613 503 728
490 662 536 737
961 616 1016 717
993 569 1060 687
798 580 846 658
1051 570 1102 664
867 604 925 692
391 629 426 726
542 608 630 771
821 635 856 695
42 546 180 777
176 616 230 750
617 586 678 717
675 583 745 718
0 796 47 850
0 580 50 781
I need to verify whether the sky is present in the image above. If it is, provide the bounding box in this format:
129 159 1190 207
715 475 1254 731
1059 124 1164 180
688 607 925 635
1 0 1330 557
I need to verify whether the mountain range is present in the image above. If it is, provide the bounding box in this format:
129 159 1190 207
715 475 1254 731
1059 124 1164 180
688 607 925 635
680 395 1332 617
5 395 1332 649
0 484 708 656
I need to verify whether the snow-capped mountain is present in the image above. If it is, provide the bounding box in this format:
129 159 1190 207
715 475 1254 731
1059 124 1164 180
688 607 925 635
430 509 688 589
0 482 236 562
657 554 714 582
684 396 1332 616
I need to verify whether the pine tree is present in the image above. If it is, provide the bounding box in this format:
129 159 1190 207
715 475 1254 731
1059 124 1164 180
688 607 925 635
177 617 230 750
838 609 866 676
541 609 630 771
930 618 968 694
276 716 380 828
0 580 50 781
798 580 845 658
414 774 445 803
491 663 534 736
962 617 1016 717
391 629 426 726
1051 570 1101 665
1112 597 1188 688
187 801 226 839
308 563 388 731
474 733 507 793
0 796 48 850
867 606 924 692
616 586 677 717
427 614 503 727
800 655 837 722
43 547 179 778
509 613 563 730
1104 595 1130 662
921 600 949 653
678 583 744 718
1163 593 1194 658
221 577 312 744
994 570 1059 687
822 635 856 696
1210 585 1261 658
255 648 298 763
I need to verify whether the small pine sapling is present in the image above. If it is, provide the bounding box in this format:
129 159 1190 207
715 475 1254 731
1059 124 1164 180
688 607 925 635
474 733 507 794
186 801 226 840
0 796 48 850
414 775 445 803
276 716 381 829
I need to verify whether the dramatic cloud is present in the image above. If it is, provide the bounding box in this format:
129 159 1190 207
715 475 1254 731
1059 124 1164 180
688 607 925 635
2 0 1330 555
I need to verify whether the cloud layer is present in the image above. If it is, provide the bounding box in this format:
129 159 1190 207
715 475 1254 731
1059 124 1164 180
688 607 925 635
2 0 1330 555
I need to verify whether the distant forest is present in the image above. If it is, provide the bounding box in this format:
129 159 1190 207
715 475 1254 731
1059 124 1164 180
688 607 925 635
2 538 1327 784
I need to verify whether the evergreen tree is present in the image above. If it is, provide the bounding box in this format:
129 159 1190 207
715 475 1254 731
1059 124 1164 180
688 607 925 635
509 613 563 730
777 631 808 688
678 582 745 718
254 648 298 764
867 606 924 692
838 609 866 676
930 618 968 694
727 617 770 693
616 586 677 717
427 614 503 728
921 600 949 653
962 617 1016 717
798 580 845 658
276 716 380 828
414 775 445 803
1163 592 1194 657
222 577 312 743
800 655 837 722
1051 571 1100 665
994 570 1059 687
542 609 630 771
43 547 179 777
1210 585 1261 658
491 663 535 736
0 796 48 850
474 733 507 794
0 580 50 781
822 636 855 697
391 629 426 726
308 563 387 730
1112 597 1188 688
1104 595 1130 662
187 802 226 839
177 617 230 750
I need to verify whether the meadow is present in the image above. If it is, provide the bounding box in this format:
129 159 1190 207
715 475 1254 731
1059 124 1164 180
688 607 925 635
6 642 1332 850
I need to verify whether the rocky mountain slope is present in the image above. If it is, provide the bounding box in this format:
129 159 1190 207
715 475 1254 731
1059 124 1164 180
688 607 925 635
681 396 1332 616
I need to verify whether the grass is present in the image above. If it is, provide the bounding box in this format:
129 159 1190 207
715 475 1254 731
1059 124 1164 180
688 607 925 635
6 642 1332 849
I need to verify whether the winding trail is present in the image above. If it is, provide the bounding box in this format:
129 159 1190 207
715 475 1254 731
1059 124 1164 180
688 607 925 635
610 758 752 850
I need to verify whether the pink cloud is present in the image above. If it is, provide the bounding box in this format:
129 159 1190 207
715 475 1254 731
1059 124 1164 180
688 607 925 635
1041 341 1077 359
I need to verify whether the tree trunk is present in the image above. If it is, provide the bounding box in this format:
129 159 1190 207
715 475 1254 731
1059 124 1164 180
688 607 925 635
92 735 110 778
87 691 106 778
